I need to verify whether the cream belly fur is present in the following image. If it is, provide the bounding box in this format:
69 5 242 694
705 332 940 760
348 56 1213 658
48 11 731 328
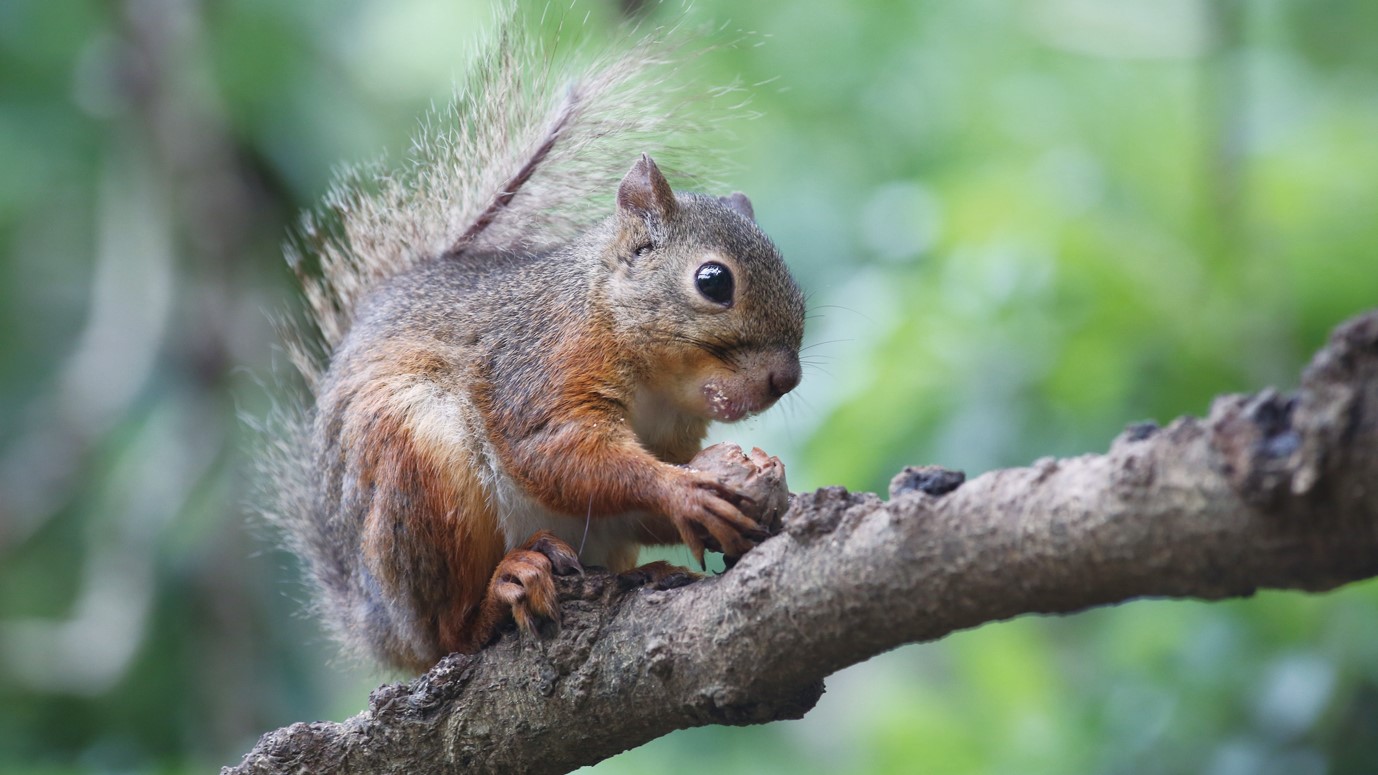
414 374 652 571
486 387 705 570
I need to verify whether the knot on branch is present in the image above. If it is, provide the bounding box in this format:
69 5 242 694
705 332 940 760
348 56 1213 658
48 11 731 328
783 486 880 538
889 465 966 498
374 653 479 721
1211 389 1302 505
1120 421 1161 442
1210 311 1377 507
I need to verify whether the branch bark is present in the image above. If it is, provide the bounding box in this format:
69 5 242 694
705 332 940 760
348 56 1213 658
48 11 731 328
226 310 1378 775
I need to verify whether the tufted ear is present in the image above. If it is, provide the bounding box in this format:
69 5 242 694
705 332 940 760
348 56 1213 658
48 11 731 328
617 154 677 221
719 192 755 220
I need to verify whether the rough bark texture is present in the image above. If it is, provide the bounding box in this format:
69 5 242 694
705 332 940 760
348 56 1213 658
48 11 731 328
227 310 1378 775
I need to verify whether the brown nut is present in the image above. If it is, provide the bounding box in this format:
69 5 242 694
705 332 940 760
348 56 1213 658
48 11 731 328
686 442 791 551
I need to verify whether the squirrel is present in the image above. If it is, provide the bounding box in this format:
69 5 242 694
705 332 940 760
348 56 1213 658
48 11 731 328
259 8 805 674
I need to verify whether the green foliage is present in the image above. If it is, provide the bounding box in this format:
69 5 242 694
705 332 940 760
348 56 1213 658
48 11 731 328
1 0 1375 772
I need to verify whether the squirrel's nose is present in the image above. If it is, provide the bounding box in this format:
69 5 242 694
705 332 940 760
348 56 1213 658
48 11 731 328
767 358 802 399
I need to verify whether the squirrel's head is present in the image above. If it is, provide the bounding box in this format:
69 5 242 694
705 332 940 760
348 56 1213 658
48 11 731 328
604 154 805 424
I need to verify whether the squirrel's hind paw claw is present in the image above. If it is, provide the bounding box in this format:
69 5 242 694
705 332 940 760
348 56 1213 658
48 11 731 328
524 530 583 576
618 560 701 591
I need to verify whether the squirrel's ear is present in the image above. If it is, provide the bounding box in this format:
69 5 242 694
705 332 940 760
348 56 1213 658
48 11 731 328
719 192 755 221
618 154 677 221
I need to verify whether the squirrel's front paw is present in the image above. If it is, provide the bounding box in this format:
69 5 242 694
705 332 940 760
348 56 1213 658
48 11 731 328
662 468 768 567
661 443 792 567
486 530 582 638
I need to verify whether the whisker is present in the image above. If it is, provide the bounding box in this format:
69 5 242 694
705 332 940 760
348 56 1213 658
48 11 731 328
578 494 592 557
627 325 747 371
800 339 852 352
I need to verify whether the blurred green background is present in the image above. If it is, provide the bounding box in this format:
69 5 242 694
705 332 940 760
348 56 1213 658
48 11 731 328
2 0 1376 772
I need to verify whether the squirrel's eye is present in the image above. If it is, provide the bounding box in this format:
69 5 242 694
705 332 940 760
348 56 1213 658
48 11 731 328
635 242 654 257
694 262 734 306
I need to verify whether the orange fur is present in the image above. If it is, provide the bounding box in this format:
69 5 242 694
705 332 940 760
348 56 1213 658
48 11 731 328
348 365 508 667
477 320 670 519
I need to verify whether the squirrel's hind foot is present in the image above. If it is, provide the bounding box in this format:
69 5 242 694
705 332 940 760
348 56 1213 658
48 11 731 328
617 560 700 591
480 530 582 642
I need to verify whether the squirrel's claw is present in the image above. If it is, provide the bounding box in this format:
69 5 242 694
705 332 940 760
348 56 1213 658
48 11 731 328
685 533 707 570
665 469 768 567
618 560 700 591
525 530 583 577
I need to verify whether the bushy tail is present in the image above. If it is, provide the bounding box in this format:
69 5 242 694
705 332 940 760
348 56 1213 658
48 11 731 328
256 3 745 662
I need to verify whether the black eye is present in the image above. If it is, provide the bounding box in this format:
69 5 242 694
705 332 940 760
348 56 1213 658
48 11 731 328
635 242 654 257
694 262 734 306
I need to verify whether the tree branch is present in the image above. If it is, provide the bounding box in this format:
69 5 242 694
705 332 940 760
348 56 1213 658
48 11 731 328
226 309 1378 775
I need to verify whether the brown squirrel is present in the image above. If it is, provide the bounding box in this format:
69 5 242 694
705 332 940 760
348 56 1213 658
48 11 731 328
261 10 804 674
